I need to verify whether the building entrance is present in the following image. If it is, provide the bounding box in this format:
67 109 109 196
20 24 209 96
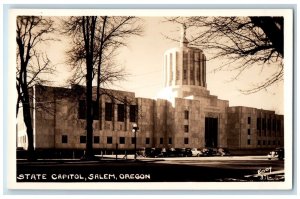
205 117 218 147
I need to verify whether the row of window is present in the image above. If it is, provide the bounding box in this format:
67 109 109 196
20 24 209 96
256 117 282 132
247 139 281 146
257 140 281 146
78 101 137 122
61 135 190 145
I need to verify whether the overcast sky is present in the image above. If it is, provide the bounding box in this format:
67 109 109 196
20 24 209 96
44 16 284 114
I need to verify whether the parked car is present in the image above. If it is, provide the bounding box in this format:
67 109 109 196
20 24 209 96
191 148 203 157
161 147 167 157
201 148 216 156
145 148 162 158
166 148 177 157
217 148 230 156
175 148 192 157
268 148 284 160
185 148 192 157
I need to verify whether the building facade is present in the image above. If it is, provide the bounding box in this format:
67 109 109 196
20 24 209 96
17 27 284 155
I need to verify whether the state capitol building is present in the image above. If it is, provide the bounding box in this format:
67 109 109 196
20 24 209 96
17 27 284 156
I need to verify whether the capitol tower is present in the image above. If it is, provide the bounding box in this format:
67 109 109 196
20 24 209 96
159 24 211 101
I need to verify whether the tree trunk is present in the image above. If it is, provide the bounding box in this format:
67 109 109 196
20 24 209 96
85 58 94 159
82 16 96 160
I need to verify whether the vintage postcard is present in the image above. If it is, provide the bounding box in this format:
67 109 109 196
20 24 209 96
7 8 293 190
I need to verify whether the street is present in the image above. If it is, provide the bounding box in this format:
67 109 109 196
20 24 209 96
17 156 284 182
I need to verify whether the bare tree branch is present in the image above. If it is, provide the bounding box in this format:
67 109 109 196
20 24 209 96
164 16 284 94
61 16 143 159
16 16 57 160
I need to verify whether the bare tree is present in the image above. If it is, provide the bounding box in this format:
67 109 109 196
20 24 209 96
62 16 143 159
165 16 284 94
16 16 55 159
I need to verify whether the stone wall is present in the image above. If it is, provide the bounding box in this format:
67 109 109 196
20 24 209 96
226 106 284 150
17 85 284 154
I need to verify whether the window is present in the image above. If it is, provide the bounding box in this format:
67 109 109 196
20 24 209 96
197 68 200 82
176 70 180 80
257 118 261 130
277 120 281 132
168 137 172 145
248 117 251 124
131 137 136 144
78 100 99 120
267 119 271 130
247 139 251 145
248 129 251 135
262 118 266 130
184 138 189 145
92 101 99 120
257 140 261 145
119 137 125 144
190 69 194 82
105 103 113 121
80 136 86 143
78 100 86 119
117 104 125 122
184 110 189 120
130 105 137 122
107 137 113 144
62 135 68 144
94 136 100 144
183 70 187 80
272 119 276 131
146 137 150 145
273 140 276 145
184 125 189 133
278 140 281 145
263 140 266 145
160 138 163 145
268 140 271 145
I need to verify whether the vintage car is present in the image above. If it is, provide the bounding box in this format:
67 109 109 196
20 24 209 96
267 148 284 160
217 148 231 156
191 148 203 157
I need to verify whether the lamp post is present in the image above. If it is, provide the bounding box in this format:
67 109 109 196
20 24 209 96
132 123 139 160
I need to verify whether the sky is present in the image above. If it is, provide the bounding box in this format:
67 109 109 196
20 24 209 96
44 16 284 114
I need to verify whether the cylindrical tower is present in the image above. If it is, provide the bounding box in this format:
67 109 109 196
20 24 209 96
163 25 207 88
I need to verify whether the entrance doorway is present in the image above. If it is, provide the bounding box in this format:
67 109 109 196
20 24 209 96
205 117 218 147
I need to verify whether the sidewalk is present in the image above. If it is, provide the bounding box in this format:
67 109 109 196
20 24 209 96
16 154 160 164
99 154 270 161
17 155 272 163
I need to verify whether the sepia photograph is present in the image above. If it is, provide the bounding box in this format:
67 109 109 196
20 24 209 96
8 8 293 190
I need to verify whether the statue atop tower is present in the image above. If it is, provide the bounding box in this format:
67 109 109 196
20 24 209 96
180 23 189 48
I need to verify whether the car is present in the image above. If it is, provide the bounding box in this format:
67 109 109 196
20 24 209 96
137 147 146 157
145 148 162 158
175 148 185 157
201 148 216 156
191 148 203 157
217 148 230 156
161 147 167 157
268 148 284 160
184 148 193 157
166 148 177 157
175 148 192 157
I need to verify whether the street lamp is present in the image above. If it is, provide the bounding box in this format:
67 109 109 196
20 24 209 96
132 123 139 160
